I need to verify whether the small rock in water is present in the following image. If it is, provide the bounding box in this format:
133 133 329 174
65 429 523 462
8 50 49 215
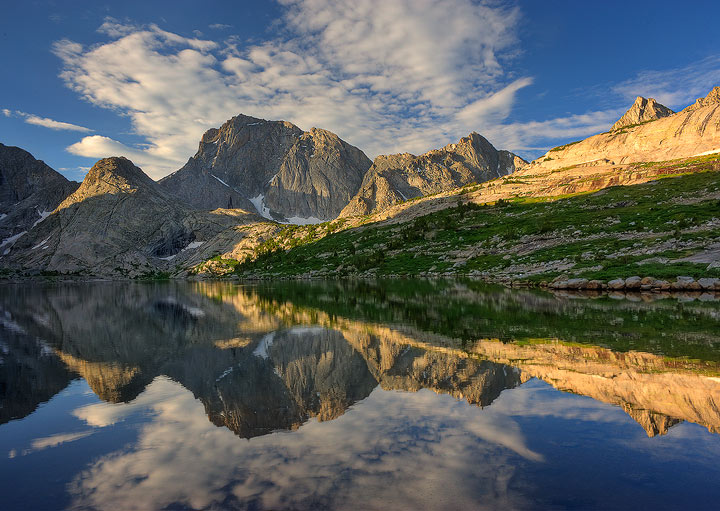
655 280 671 290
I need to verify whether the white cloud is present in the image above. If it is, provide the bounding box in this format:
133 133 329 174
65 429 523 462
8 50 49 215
54 1 529 178
22 114 93 132
2 109 92 132
455 78 535 125
612 55 720 110
67 135 180 177
54 1 662 176
209 23 232 30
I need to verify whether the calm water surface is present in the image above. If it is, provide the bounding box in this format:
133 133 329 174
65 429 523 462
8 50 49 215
1 279 720 510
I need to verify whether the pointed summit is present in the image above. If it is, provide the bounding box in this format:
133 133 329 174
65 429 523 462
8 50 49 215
82 157 157 193
681 86 720 112
611 96 674 131
57 157 165 211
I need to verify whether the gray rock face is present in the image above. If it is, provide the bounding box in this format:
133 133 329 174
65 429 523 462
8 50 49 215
611 96 674 131
3 157 258 276
338 132 527 218
0 143 78 252
160 115 372 222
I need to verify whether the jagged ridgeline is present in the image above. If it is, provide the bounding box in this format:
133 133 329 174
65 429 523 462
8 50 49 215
0 115 527 277
339 132 526 217
1 86 720 279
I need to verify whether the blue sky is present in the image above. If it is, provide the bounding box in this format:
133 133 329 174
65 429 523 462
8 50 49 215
2 0 720 181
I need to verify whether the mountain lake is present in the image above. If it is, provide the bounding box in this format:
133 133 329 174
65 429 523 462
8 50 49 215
1 279 720 510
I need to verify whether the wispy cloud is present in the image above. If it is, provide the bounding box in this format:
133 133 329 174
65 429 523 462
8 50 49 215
612 55 720 110
485 108 623 155
53 1 527 178
209 23 232 30
23 114 93 132
11 430 95 458
53 2 671 177
2 109 93 132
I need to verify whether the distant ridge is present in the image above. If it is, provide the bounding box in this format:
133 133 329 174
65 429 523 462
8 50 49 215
682 86 720 112
4 157 258 276
339 132 526 218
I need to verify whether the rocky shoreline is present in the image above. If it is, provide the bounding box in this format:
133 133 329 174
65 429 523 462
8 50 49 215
544 275 720 292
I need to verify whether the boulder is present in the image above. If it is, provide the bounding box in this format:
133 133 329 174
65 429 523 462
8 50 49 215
640 276 656 286
697 277 719 290
608 278 625 290
675 276 702 291
672 276 692 290
654 280 671 291
624 276 642 290
566 278 589 289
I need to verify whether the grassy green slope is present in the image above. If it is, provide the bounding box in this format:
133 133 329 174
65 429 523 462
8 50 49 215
214 157 720 283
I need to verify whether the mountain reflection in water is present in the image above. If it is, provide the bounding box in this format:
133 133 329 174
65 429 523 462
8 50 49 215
1 279 720 510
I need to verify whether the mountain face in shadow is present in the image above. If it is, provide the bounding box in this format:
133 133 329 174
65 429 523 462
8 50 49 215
0 143 79 251
3 157 260 277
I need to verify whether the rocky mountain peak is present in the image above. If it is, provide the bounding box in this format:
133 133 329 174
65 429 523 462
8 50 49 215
160 114 371 221
56 157 167 215
200 128 220 144
78 157 158 196
611 96 674 131
682 85 720 112
307 127 338 144
338 132 526 218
